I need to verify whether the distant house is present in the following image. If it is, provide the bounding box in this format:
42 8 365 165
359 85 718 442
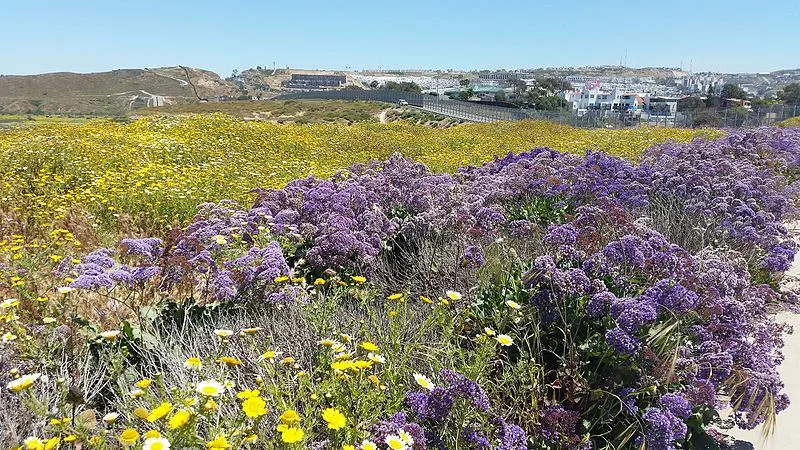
723 98 752 109
283 74 346 89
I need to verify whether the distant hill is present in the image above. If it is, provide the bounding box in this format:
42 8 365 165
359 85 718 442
0 67 240 115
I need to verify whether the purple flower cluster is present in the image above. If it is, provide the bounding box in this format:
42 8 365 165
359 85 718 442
407 369 490 422
539 405 583 449
641 407 688 450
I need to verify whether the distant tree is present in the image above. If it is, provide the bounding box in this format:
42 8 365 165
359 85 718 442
677 96 705 112
344 85 364 90
494 91 507 102
692 110 723 128
537 77 572 93
459 78 470 88
231 69 238 78
720 83 748 100
384 81 422 93
369 80 379 89
777 83 800 104
509 79 528 97
457 88 474 101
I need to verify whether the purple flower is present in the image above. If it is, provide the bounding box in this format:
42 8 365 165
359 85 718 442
587 291 616 318
642 407 687 450
120 238 164 262
459 245 486 268
605 327 641 355
659 393 692 419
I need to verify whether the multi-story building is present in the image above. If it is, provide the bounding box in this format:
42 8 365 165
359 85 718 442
682 74 724 94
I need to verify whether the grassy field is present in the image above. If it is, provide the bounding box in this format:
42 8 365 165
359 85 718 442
779 116 800 127
135 99 389 124
0 114 722 242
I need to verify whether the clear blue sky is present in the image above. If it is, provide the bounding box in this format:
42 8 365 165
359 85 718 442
2 0 798 76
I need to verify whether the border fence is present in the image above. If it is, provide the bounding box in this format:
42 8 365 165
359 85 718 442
275 89 800 129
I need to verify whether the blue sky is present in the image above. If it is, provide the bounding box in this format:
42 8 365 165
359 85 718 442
2 0 798 76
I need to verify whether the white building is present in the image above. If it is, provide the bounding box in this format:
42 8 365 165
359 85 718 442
682 74 724 94
564 85 674 117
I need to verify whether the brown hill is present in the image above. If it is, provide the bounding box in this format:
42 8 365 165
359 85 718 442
0 67 240 116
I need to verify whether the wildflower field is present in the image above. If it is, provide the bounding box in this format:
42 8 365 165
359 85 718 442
1 113 799 450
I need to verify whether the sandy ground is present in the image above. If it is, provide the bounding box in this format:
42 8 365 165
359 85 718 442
724 249 800 449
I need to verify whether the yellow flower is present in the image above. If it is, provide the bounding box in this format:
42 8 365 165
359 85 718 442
361 440 378 450
279 409 301 425
321 408 347 430
484 327 496 336
242 396 268 418
368 375 380 386
217 356 242 366
413 373 435 391
184 357 203 370
331 360 353 371
44 437 61 450
206 435 231 449
24 437 42 450
495 334 514 346
0 298 19 308
168 409 192 430
343 446 355 450
281 356 296 365
2 332 17 342
387 293 404 301
133 407 150 420
147 402 172 422
351 275 367 283
420 295 433 304
136 378 153 389
241 327 262 334
119 428 140 446
142 437 170 450
313 278 326 285
63 435 77 443
281 427 304 444
245 434 258 443
237 388 260 399
445 290 462 300
385 435 408 450
260 350 278 361
143 430 161 439
274 275 289 282
398 429 415 445
360 341 379 352
212 235 227 246
7 373 40 393
196 379 224 396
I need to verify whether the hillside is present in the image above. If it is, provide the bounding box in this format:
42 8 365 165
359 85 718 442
0 67 239 115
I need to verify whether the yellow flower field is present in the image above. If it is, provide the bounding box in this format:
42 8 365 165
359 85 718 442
0 114 721 241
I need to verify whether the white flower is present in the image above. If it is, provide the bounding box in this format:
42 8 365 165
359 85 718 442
445 290 462 300
385 434 408 450
368 352 386 364
495 334 514 346
196 379 224 397
0 298 19 308
484 327 496 336
99 330 120 340
1 332 16 342
184 357 203 370
43 317 57 324
142 437 171 450
57 287 74 294
413 373 435 391
398 429 414 445
505 300 521 309
361 440 378 450
212 235 227 245
103 412 120 423
214 329 234 338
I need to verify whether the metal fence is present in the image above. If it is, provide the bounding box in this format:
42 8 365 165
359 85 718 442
275 89 800 128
